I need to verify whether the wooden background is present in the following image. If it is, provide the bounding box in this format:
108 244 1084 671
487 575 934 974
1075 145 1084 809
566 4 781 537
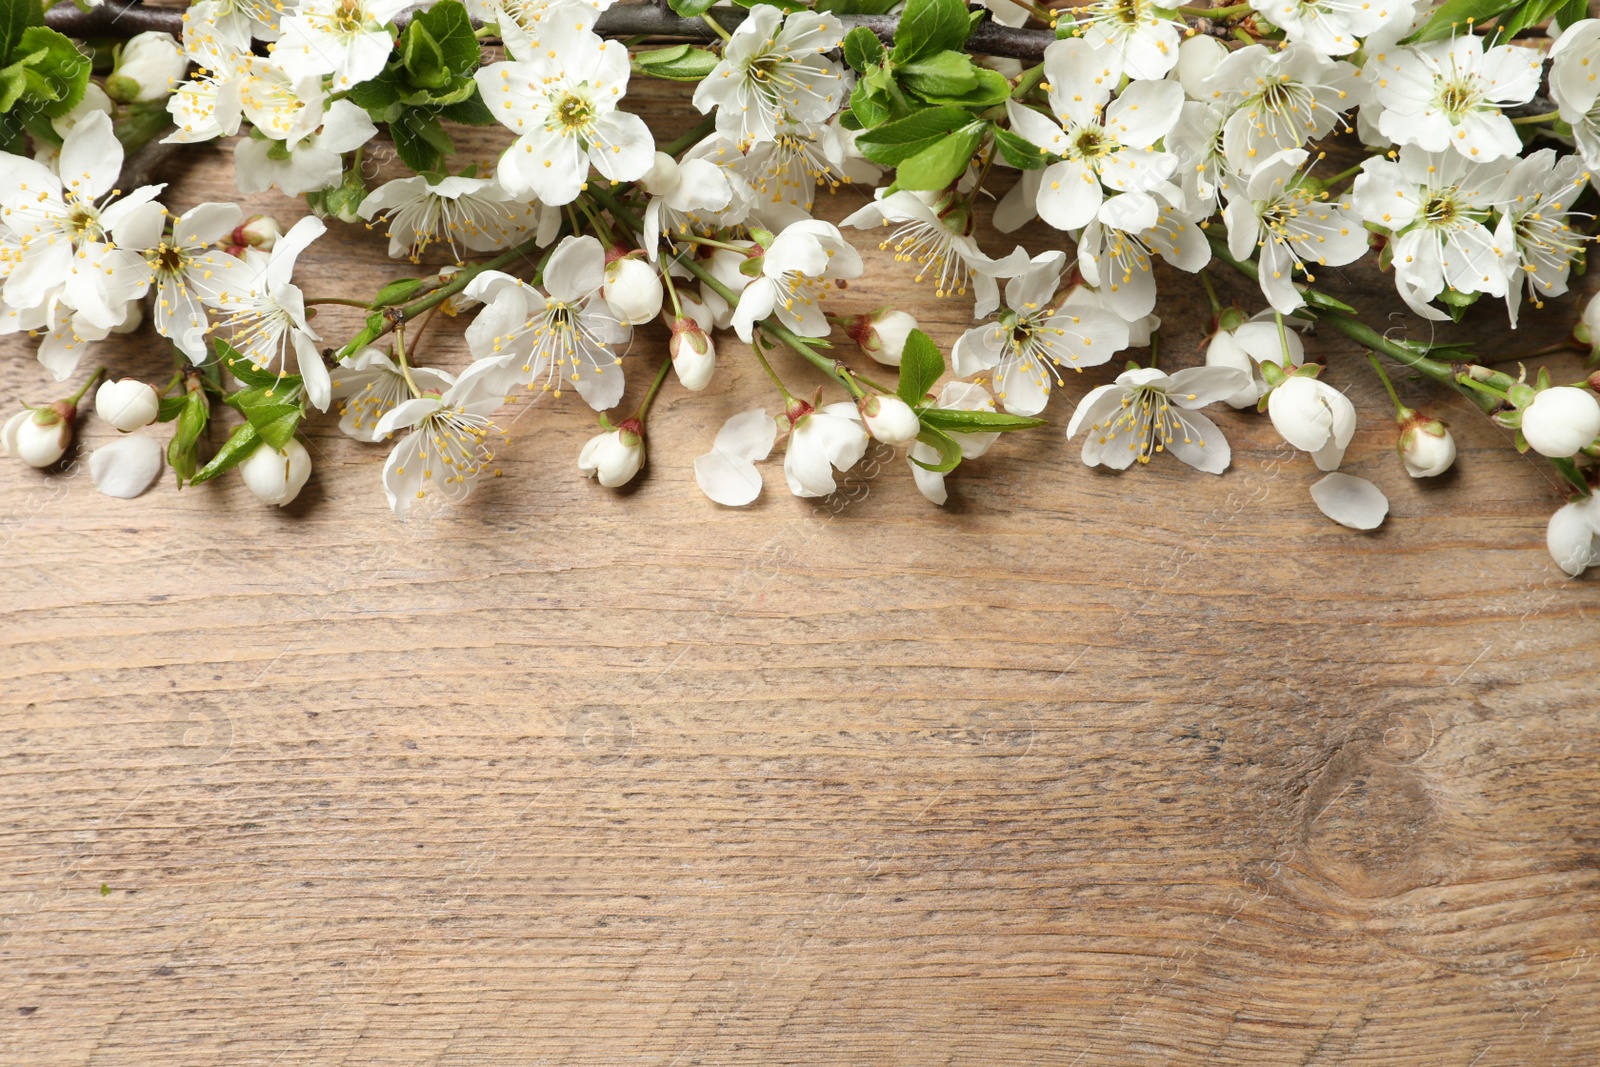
2 74 1598 1065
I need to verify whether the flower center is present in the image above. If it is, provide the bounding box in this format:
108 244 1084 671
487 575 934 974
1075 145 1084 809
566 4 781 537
1073 126 1113 159
1435 77 1480 120
331 0 365 35
552 89 595 135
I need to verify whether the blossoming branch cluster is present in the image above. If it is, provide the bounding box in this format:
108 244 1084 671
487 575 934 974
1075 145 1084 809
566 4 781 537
5 0 1600 572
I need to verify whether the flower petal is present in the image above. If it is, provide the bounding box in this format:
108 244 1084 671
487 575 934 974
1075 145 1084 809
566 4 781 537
1310 472 1389 530
89 435 163 499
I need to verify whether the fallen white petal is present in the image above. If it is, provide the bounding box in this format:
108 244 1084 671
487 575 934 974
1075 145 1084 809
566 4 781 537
1310 472 1388 531
89 435 163 499
694 452 764 507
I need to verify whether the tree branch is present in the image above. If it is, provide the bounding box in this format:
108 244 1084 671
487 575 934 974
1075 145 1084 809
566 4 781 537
46 0 1061 60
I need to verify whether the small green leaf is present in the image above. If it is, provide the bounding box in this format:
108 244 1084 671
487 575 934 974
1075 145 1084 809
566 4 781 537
12 26 88 117
911 425 962 472
891 0 973 63
216 338 299 389
1405 0 1518 42
847 76 893 129
668 0 719 16
992 124 1051 169
390 108 452 172
401 19 449 89
915 65 1011 108
0 0 44 71
898 49 978 98
897 328 945 405
893 121 984 190
348 66 404 116
919 408 1047 432
842 26 886 72
855 106 976 166
189 422 262 486
817 0 900 12
156 394 188 422
167 391 209 484
437 91 495 125
229 385 305 450
633 44 721 81
372 277 424 307
411 0 479 75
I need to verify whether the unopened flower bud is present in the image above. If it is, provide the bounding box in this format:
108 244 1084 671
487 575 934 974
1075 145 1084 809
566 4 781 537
240 438 312 506
1548 497 1600 576
1522 386 1600 458
602 256 664 326
669 317 716 392
579 421 645 488
106 31 186 103
847 308 918 367
671 285 714 333
95 378 160 432
1 402 75 468
50 82 113 139
859 394 921 446
1397 411 1456 478
321 167 369 225
232 215 283 252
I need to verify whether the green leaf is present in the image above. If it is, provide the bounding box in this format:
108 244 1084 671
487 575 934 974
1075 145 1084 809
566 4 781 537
12 26 88 117
0 0 43 71
842 26 886 72
229 385 305 450
167 391 209 484
992 124 1050 169
1554 0 1588 31
891 0 972 63
373 277 424 307
728 0 810 11
919 408 1047 432
893 121 984 190
1405 0 1518 42
401 18 448 89
897 328 945 405
0 64 23 111
411 0 479 76
668 0 719 15
188 422 261 486
437 91 495 125
817 0 900 12
390 108 452 172
632 43 721 81
911 425 962 472
847 75 893 129
898 49 978 98
348 66 404 116
156 394 188 422
915 65 1011 108
855 106 975 166
216 338 306 391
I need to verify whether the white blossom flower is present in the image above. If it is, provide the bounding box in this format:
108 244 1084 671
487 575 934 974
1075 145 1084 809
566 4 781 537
331 347 455 442
209 216 332 410
602 255 664 327
1492 148 1593 324
469 0 619 61
909 381 1000 505
1006 39 1183 231
1310 471 1389 529
464 235 632 409
731 220 863 342
842 191 1026 319
235 55 327 146
274 0 410 88
164 15 248 143
858 394 921 445
1368 36 1541 161
1067 365 1249 473
785 400 868 498
692 7 847 147
845 307 917 366
1267 372 1356 469
1522 386 1600 458
234 99 376 197
1064 0 1184 82
477 23 653 206
1166 101 1232 217
359 175 536 263
1200 44 1363 173
639 148 741 259
374 358 507 517
1550 19 1600 169
118 201 250 362
1204 309 1306 408
1260 0 1411 56
952 250 1130 416
1077 191 1210 321
188 0 289 50
1547 495 1600 576
1351 146 1512 320
1223 148 1368 314
740 117 877 225
694 408 778 507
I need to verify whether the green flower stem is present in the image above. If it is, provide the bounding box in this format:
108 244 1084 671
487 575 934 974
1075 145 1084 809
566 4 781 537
1011 63 1046 99
660 115 717 157
1206 234 1498 413
392 320 423 400
64 366 106 406
1178 2 1254 18
587 182 866 399
1198 269 1223 317
1511 111 1562 125
635 355 674 422
305 296 373 308
1364 351 1408 417
390 235 553 325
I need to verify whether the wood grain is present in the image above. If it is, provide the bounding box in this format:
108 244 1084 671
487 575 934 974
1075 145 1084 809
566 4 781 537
2 75 1598 1066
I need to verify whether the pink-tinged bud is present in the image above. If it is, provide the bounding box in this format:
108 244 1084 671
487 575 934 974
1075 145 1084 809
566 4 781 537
579 420 645 488
669 317 716 392
1523 386 1600 458
784 395 816 428
858 394 921 446
1397 412 1456 478
1 403 74 468
847 308 918 367
232 215 283 252
240 439 312 506
95 378 160 432
602 256 664 326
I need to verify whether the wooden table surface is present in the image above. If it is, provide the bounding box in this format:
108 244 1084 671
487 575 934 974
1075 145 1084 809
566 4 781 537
2 78 1598 1065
